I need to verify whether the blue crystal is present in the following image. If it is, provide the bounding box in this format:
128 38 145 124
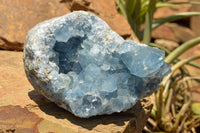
23 11 171 118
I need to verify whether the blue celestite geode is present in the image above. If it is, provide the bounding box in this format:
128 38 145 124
23 11 171 118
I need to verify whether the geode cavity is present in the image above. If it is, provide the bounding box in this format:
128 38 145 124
23 11 171 118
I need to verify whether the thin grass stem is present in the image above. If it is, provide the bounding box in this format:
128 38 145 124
165 37 200 63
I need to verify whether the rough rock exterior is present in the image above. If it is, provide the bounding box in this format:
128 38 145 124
23 11 171 118
0 0 70 51
152 23 196 43
154 0 191 19
190 0 200 36
0 0 135 51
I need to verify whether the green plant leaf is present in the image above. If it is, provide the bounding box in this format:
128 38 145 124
116 0 127 19
143 0 157 44
156 2 178 8
125 0 136 15
171 55 200 71
156 1 200 8
129 0 141 36
192 103 200 116
139 0 149 17
165 37 200 63
149 43 171 54
152 12 200 30
116 0 142 38
170 1 200 5
175 59 200 69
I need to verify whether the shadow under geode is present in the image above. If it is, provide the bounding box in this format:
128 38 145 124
28 90 151 130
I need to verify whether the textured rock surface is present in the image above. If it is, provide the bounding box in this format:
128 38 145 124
154 39 179 51
152 23 196 43
0 0 70 51
190 0 200 36
0 0 136 51
154 0 191 19
0 105 74 133
0 50 153 133
23 11 171 118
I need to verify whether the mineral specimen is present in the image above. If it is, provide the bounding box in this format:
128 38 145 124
23 11 171 118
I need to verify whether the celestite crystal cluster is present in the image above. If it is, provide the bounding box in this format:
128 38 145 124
23 11 171 118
